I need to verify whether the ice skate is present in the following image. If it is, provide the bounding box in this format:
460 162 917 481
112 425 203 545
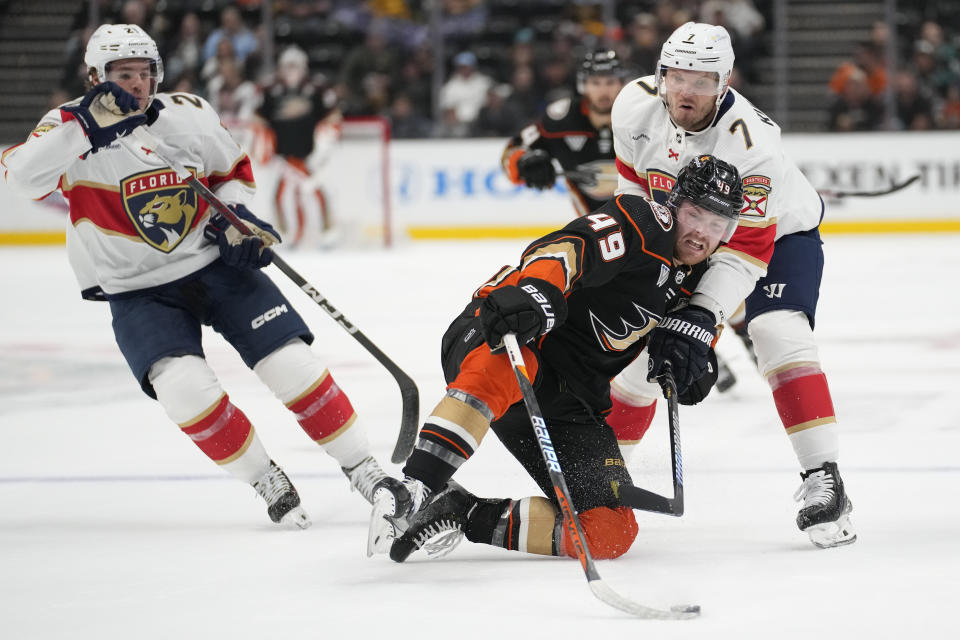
252 460 311 529
794 461 856 548
342 455 397 504
715 354 737 392
366 475 425 556
390 481 475 563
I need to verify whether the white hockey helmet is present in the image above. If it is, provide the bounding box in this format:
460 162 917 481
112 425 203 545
85 24 164 101
656 22 734 108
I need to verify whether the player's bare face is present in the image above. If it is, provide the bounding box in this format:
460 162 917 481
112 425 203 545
673 200 727 265
105 59 154 110
663 69 721 131
584 76 623 115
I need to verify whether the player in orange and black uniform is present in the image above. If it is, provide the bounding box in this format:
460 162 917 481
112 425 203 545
366 156 743 564
257 45 341 246
501 50 626 217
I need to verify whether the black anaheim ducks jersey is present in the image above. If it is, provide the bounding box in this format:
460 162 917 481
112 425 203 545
506 97 619 217
475 194 705 411
257 80 337 159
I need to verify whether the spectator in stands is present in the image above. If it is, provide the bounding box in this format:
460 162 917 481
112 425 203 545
916 22 960 98
163 12 203 89
829 41 888 98
626 13 660 76
439 0 488 41
893 70 936 130
827 67 885 131
390 92 435 139
438 51 493 135
201 37 240 84
338 21 398 116
700 0 764 83
203 5 258 64
472 84 523 137
503 64 541 125
940 83 960 129
206 56 259 128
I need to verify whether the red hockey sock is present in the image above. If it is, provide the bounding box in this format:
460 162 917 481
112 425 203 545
606 396 657 443
180 394 255 463
287 372 357 444
770 368 837 434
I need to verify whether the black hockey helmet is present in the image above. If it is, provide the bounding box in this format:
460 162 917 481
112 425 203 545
577 49 624 93
667 155 743 242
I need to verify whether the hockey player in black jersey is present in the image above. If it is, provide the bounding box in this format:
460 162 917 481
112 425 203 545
502 49 625 218
367 155 742 563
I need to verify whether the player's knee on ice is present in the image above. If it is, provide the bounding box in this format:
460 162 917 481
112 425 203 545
560 506 638 560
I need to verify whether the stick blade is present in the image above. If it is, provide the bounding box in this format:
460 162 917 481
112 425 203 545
588 580 700 620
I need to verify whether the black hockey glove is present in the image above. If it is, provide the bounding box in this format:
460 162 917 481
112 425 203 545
646 305 718 394
204 204 282 270
60 82 147 153
677 349 719 406
516 149 557 190
479 278 567 350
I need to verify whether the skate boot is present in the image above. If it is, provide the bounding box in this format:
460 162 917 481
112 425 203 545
252 460 311 529
715 354 737 393
390 481 475 563
794 461 856 548
366 475 424 556
342 455 404 505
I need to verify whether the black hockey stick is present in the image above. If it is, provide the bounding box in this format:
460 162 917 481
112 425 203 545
502 334 699 620
819 174 920 199
617 366 685 516
120 128 419 464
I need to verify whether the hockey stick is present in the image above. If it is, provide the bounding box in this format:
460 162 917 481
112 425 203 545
119 127 419 463
819 174 919 199
502 334 699 620
617 366 685 516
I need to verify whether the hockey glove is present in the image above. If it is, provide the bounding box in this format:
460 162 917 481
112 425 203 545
204 204 282 270
60 82 147 153
677 349 719 406
646 305 718 393
479 278 567 350
517 149 557 190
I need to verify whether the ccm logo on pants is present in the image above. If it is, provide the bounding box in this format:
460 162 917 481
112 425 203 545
252 304 288 329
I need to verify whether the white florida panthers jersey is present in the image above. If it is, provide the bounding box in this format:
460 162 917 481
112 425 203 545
2 92 256 296
611 75 823 321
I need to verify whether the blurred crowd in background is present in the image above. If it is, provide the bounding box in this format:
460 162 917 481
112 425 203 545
53 0 960 136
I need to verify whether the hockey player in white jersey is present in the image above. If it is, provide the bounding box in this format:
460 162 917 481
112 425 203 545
608 22 855 548
2 24 403 528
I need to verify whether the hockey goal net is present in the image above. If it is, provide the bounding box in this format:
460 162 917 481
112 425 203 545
229 116 392 248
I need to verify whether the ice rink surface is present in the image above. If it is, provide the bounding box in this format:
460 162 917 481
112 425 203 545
1 235 958 639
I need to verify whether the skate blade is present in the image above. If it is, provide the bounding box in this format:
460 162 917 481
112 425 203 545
806 514 856 549
366 490 401 557
280 506 312 530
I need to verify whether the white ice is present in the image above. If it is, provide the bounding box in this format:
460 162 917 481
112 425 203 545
1 235 958 639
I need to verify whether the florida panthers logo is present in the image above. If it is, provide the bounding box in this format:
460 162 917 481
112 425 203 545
121 168 199 252
742 175 772 217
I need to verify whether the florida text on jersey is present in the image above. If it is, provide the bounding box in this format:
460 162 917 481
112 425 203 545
2 92 255 297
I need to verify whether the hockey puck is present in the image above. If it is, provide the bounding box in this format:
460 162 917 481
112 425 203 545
671 604 701 615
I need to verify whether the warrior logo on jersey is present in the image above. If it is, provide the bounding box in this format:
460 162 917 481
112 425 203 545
121 168 199 252
741 175 772 218
589 302 661 352
646 170 676 205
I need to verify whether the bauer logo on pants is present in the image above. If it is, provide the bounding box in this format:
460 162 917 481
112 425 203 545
121 168 199 253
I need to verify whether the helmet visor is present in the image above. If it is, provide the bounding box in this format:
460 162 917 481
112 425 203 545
676 201 739 244
660 68 723 97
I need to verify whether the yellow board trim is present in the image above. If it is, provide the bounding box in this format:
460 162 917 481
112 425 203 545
0 231 67 245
